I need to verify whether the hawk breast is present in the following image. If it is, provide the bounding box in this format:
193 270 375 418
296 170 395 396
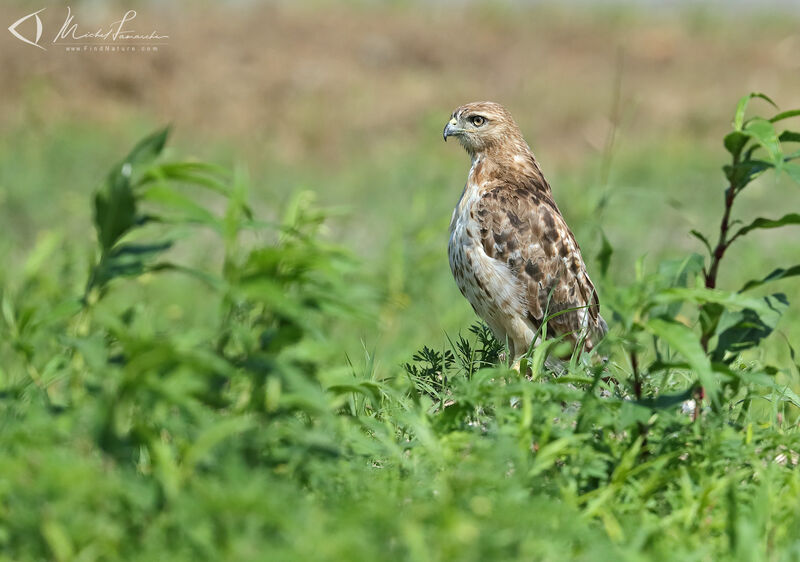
449 170 605 352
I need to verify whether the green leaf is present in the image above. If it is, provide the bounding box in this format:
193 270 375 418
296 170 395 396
141 184 222 229
633 387 695 410
92 128 170 254
138 161 231 196
785 163 800 183
148 262 227 292
651 287 778 318
723 131 749 159
710 294 787 361
41 519 75 562
123 127 170 168
723 160 772 187
87 241 174 293
699 303 724 342
769 109 800 124
529 435 584 478
657 254 705 288
22 230 61 278
610 436 645 485
740 265 800 292
712 295 788 362
712 308 778 362
327 381 385 406
619 401 654 427
644 317 717 403
689 230 712 255
731 213 800 240
110 241 174 258
183 416 255 472
734 92 777 131
779 130 800 144
148 435 181 502
743 118 783 166
94 173 136 253
649 254 705 319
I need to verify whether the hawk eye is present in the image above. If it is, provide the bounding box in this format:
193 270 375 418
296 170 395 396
470 115 486 127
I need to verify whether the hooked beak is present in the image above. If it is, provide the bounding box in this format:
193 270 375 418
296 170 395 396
443 119 460 142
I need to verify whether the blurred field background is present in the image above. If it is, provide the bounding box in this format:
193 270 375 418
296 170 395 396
4 2 800 560
2 0 800 374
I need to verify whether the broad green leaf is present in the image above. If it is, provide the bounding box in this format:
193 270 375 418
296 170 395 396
645 317 717 402
723 160 772 187
743 118 782 165
785 163 800 183
94 174 136 253
740 265 800 292
712 305 785 362
657 254 705 288
92 129 170 254
699 302 724 344
734 92 777 131
618 401 653 426
723 131 749 159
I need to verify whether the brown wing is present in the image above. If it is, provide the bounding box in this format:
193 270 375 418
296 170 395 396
474 183 606 350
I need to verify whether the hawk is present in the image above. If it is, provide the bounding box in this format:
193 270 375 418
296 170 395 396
443 101 607 364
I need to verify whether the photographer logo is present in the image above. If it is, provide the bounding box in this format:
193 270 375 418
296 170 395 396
7 7 168 53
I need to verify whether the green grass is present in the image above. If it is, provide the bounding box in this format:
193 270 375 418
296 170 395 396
1 91 800 561
2 2 800 552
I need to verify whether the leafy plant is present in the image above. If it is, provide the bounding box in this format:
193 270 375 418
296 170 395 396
1 95 799 562
605 93 800 417
399 94 800 558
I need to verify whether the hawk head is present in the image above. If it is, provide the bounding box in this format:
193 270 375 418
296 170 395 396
443 101 526 156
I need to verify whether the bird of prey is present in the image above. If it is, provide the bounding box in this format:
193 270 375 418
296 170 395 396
443 101 607 364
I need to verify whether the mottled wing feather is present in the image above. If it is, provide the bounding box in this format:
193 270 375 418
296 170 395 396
475 183 605 350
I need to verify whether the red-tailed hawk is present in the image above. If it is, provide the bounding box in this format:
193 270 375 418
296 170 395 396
443 101 607 364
